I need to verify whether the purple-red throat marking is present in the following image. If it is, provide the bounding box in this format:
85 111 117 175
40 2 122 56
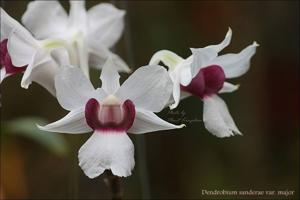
0 39 27 75
85 98 136 133
181 65 225 99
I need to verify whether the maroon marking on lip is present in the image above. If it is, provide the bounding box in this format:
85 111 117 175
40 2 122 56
0 39 27 75
181 65 225 99
85 98 136 132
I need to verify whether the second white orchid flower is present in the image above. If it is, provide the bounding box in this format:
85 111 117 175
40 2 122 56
0 8 70 95
21 0 130 75
150 28 258 138
38 60 184 178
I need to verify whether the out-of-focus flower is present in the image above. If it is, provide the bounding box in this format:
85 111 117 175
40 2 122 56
150 28 258 137
38 59 184 178
21 0 130 76
0 8 69 95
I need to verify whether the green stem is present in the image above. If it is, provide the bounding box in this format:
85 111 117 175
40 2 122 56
104 170 123 200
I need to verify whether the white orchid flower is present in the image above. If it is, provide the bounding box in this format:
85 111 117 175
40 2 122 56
0 8 69 95
21 0 130 76
150 28 259 138
38 59 184 178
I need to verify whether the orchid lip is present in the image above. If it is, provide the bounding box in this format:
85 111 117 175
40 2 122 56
181 65 225 99
85 96 136 133
0 39 27 75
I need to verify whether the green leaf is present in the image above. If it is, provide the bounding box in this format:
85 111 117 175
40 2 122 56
3 117 69 156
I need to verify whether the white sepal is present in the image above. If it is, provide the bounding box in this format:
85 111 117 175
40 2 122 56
87 3 125 48
213 42 259 78
116 65 172 112
37 107 91 134
7 27 39 67
100 57 121 94
204 27 232 53
219 82 240 93
0 68 8 83
69 1 87 29
169 71 181 110
128 109 185 134
21 1 68 39
55 67 97 111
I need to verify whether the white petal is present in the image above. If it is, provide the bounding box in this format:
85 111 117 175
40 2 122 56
69 1 87 30
203 95 242 138
20 50 52 86
88 43 130 73
205 27 232 53
169 71 181 110
55 67 97 110
100 57 120 94
149 50 184 71
21 1 68 39
78 132 134 178
116 65 172 112
7 27 39 67
37 107 91 133
0 8 27 41
213 42 259 78
219 82 240 93
190 47 218 78
87 3 125 48
190 28 232 77
179 57 193 86
0 68 8 83
21 51 59 96
128 109 185 134
22 48 70 95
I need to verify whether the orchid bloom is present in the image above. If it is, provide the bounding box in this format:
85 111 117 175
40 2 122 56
0 8 69 95
21 0 130 76
150 28 258 138
38 60 184 178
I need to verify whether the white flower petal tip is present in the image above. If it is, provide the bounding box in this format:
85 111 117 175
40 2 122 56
203 95 242 138
227 26 232 33
253 41 260 47
169 103 178 110
128 109 184 134
21 82 29 89
36 107 92 134
78 133 134 178
123 67 132 73
219 82 240 94
178 124 186 128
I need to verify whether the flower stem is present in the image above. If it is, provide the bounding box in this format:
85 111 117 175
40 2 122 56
104 170 123 200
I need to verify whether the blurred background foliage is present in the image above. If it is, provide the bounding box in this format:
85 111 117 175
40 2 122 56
0 0 299 199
